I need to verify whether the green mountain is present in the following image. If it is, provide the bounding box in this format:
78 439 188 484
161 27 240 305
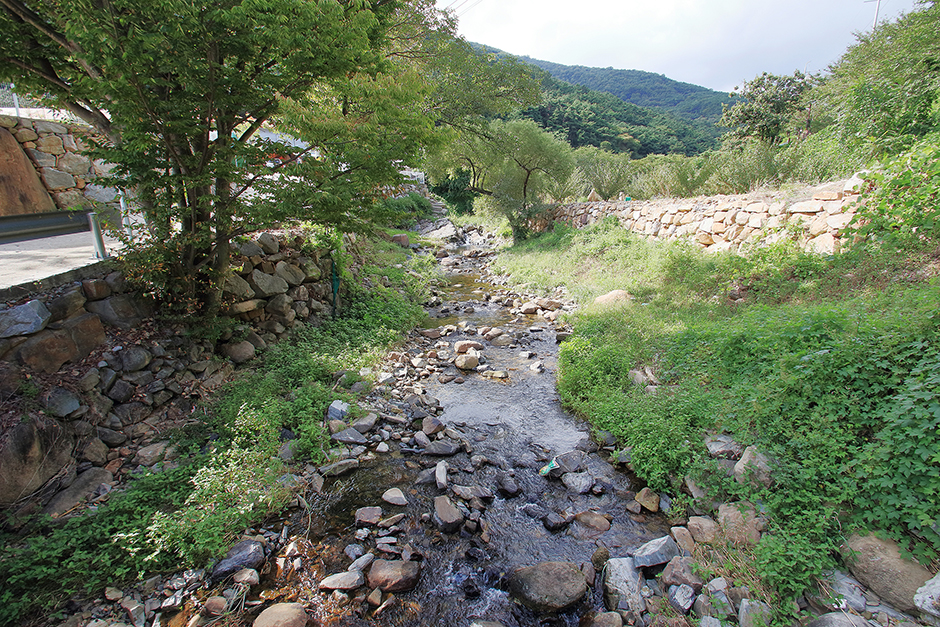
519 56 734 127
522 70 718 156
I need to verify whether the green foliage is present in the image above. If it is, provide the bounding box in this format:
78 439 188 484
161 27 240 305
855 133 940 250
430 169 478 215
0 464 199 624
720 71 813 145
378 192 433 227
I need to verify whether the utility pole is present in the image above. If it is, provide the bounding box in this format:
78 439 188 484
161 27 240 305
865 0 883 29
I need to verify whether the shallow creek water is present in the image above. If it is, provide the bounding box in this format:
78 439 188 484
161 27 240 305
256 251 669 627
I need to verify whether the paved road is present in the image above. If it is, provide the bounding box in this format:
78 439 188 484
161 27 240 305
0 230 122 292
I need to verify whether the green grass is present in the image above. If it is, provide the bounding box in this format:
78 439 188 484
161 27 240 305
492 218 940 617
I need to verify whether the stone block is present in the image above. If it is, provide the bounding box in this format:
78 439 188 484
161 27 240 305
17 329 79 373
0 300 52 339
56 152 92 175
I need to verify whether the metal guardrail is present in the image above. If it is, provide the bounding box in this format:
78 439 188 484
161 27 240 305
0 210 91 245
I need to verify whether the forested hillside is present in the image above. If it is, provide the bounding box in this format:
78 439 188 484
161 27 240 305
520 55 734 126
519 71 719 156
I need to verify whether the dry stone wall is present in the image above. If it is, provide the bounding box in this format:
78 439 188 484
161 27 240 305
0 231 342 517
0 114 124 217
529 176 866 256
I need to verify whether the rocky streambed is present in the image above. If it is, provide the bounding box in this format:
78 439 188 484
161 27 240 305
69 222 935 627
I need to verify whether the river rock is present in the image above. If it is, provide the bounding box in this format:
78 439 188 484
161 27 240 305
662 556 704 592
0 417 75 505
455 340 483 353
319 570 364 591
509 561 587 613
845 533 932 613
42 467 112 518
253 603 307 627
545 449 585 478
352 412 378 433
668 584 696 614
590 612 623 627
671 526 695 554
805 613 871 627
234 568 260 585
633 535 680 568
425 439 461 456
916 572 940 619
332 428 368 445
495 472 522 497
455 354 479 370
604 557 645 614
543 512 571 532
575 510 611 532
382 488 407 506
718 502 762 544
328 400 349 420
687 516 718 543
211 540 266 583
738 599 772 627
355 506 382 526
433 495 463 533
635 487 659 511
0 300 52 339
368 559 422 592
562 472 595 494
422 415 444 435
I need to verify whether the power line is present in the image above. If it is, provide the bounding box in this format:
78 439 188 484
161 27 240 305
447 0 473 13
457 0 484 17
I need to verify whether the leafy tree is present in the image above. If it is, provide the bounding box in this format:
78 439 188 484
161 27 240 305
429 119 572 242
810 1 940 157
0 0 441 313
720 71 813 145
572 146 634 200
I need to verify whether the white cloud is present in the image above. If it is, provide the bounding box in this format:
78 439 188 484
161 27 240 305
438 0 919 92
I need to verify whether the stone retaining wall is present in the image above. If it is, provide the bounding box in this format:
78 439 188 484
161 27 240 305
0 115 124 217
529 177 865 255
0 231 346 516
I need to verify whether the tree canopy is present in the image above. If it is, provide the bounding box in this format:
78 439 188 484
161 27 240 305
719 71 813 145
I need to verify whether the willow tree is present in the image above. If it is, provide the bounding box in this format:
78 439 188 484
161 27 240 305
0 0 444 313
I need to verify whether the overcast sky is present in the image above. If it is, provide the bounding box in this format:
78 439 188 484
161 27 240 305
436 0 921 93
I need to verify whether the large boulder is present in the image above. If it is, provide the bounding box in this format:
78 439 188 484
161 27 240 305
42 467 112 518
210 540 266 583
367 560 422 592
0 300 52 339
252 603 308 627
844 533 932 613
509 561 587 613
0 417 75 505
85 294 153 329
603 557 645 614
0 127 57 217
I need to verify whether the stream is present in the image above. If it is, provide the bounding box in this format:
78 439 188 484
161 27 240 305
243 235 670 627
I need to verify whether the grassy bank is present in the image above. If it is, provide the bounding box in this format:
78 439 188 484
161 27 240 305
0 231 439 624
492 218 939 614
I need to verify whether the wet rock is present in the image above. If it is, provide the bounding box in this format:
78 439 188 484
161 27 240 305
455 340 483 353
0 300 51 338
545 450 586 479
604 557 645 614
452 485 493 501
845 533 932 613
433 496 463 533
332 428 367 445
253 603 307 627
590 612 623 627
562 471 595 494
355 506 382 526
509 561 587 613
422 415 444 435
520 503 547 519
804 613 871 627
211 539 266 583
435 461 449 489
425 439 461 456
543 512 571 532
319 571 365 591
496 472 522 497
738 599 772 627
635 486 659 512
382 488 407 506
662 556 704 592
368 559 422 592
348 553 375 572
632 535 680 568
414 431 432 448
575 511 611 532
687 516 718 543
